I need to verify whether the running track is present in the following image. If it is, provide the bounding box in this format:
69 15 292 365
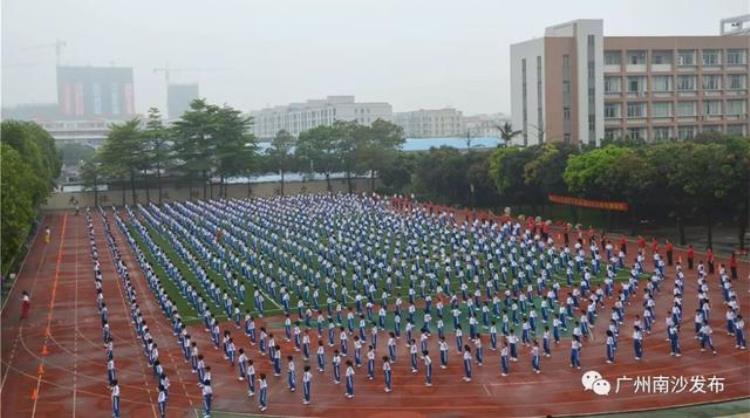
2 210 749 418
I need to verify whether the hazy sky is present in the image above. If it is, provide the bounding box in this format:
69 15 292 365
2 0 747 115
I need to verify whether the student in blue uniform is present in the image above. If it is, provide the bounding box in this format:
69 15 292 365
388 333 398 362
570 338 582 369
542 326 552 357
423 350 433 386
383 356 393 392
157 384 167 418
462 345 473 382
633 325 644 360
605 330 616 363
110 379 120 418
668 324 681 357
699 322 717 354
531 341 541 374
439 337 449 368
316 341 326 372
332 350 342 384
202 380 213 418
302 365 312 405
246 359 256 397
258 373 268 412
735 315 746 350
287 356 297 392
367 345 376 380
500 342 510 376
273 346 282 376
345 360 355 399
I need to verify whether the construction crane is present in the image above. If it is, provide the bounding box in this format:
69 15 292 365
21 39 66 66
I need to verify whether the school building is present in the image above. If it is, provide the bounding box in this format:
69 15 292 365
509 16 750 146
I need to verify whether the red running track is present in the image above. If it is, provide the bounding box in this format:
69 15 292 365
2 211 749 418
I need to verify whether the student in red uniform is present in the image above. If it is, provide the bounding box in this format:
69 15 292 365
665 240 674 266
651 238 659 255
707 248 715 274
729 252 738 280
619 236 627 255
687 245 695 270
637 236 646 252
20 290 31 320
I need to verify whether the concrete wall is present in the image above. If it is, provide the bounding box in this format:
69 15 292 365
43 178 374 210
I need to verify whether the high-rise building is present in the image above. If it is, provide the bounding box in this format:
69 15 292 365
250 95 392 139
393 108 464 138
56 66 135 119
167 83 199 120
510 18 749 146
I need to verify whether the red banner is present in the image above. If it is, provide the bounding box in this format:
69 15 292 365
548 194 629 212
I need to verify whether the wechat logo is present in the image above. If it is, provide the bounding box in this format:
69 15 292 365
582 370 611 396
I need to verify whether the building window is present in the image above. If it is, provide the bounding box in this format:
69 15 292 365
678 126 695 139
626 50 646 65
702 74 722 90
652 75 672 92
651 50 673 65
703 100 722 116
627 127 645 139
726 99 747 116
626 102 646 118
604 103 620 118
676 101 696 117
727 124 746 136
702 49 720 66
627 76 646 94
651 102 671 118
604 128 620 139
726 49 747 65
563 133 571 143
563 107 571 120
677 50 696 66
604 51 621 65
653 127 671 140
677 75 696 91
727 74 747 90
703 125 722 133
605 76 622 94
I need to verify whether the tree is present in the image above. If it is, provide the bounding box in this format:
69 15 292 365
143 107 171 203
213 105 257 198
80 158 103 207
359 119 405 192
0 144 35 273
266 129 296 195
296 125 339 191
488 146 537 209
58 143 96 165
172 99 219 199
671 142 741 248
495 122 522 146
98 118 146 205
1 120 61 274
522 143 578 215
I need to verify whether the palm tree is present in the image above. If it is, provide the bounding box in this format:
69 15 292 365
495 122 522 146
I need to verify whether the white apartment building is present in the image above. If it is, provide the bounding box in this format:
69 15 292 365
510 18 749 146
250 95 392 139
463 113 511 138
393 108 464 138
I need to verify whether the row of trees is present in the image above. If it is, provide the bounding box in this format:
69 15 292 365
384 134 748 249
1 121 62 273
85 99 405 204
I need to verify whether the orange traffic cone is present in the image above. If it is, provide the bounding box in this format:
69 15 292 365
41 345 49 356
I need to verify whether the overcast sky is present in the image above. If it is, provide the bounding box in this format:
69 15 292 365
2 0 747 115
